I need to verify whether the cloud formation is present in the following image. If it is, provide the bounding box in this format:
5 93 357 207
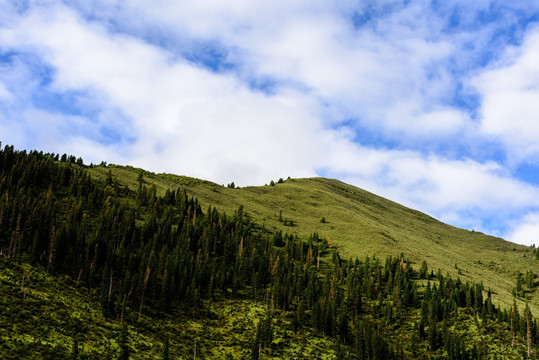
2 1 539 245
473 27 539 164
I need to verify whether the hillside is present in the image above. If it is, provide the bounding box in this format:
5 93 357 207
88 165 539 317
1 145 539 359
0 258 338 359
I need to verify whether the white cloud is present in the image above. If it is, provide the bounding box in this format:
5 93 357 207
0 3 327 184
325 147 539 219
472 26 539 164
507 212 539 247
0 82 12 101
63 0 472 141
226 2 468 140
0 103 125 165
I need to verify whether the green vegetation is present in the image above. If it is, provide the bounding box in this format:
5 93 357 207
87 163 539 318
1 143 539 358
0 257 339 359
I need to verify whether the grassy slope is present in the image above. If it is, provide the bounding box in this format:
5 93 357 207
88 165 539 317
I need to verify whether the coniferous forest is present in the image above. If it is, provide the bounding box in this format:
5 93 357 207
0 143 538 359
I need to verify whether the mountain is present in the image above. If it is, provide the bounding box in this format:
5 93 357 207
1 144 538 359
88 165 539 317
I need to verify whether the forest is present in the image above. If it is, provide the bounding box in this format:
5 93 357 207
0 142 538 359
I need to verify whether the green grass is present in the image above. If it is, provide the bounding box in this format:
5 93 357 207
86 165 539 317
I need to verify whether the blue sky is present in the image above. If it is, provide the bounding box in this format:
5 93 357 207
2 0 539 245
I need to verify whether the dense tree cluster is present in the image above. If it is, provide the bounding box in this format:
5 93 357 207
1 143 538 358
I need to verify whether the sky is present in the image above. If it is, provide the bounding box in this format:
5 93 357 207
2 1 539 246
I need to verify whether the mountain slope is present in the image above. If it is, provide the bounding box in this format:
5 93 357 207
0 257 338 359
88 166 539 316
1 147 538 358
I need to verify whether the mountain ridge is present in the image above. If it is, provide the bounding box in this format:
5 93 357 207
87 165 538 316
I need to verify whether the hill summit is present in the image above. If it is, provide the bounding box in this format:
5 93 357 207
89 165 539 316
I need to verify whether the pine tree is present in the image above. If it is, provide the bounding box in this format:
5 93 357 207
526 302 532 357
511 297 519 347
139 263 152 321
419 260 428 279
47 225 56 272
7 215 21 260
516 271 524 297
428 317 439 351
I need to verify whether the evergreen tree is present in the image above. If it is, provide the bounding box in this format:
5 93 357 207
419 260 428 279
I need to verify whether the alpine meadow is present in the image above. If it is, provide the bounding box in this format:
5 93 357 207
1 144 538 359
